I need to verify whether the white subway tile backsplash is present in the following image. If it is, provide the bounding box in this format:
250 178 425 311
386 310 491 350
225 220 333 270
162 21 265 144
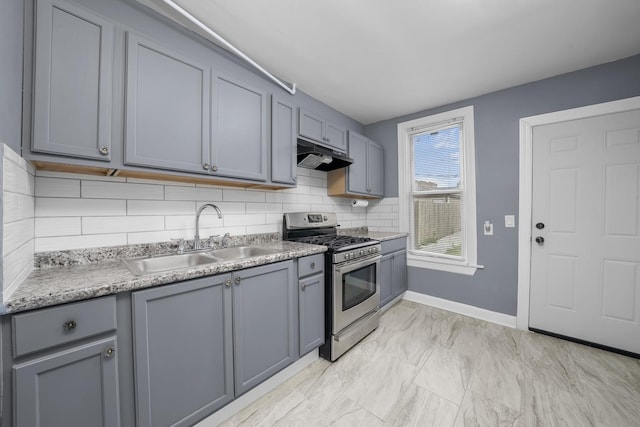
36 169 127 182
35 234 128 252
223 189 266 203
25 169 400 252
3 193 34 223
165 185 222 201
223 214 265 227
246 202 282 214
82 180 164 200
127 200 194 216
197 201 245 214
3 240 34 293
35 177 80 198
4 219 34 254
82 216 165 234
35 217 82 237
37 198 127 217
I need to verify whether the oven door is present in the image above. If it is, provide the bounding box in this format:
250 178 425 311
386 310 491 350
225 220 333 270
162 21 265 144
333 254 381 333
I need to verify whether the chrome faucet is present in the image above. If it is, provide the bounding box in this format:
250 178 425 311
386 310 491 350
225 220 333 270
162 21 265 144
195 204 222 250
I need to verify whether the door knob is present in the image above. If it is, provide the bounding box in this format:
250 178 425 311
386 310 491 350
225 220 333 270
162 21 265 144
536 222 545 230
535 236 545 245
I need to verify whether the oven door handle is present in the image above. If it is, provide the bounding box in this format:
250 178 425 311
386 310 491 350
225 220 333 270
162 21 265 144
335 255 382 275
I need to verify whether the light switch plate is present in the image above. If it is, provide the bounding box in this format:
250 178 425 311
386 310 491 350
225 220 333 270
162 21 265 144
505 215 515 228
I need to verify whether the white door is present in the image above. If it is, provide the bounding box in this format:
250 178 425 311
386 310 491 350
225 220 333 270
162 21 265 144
530 108 640 354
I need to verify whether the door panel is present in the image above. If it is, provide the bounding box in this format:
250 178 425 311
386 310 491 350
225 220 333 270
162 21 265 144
530 108 640 354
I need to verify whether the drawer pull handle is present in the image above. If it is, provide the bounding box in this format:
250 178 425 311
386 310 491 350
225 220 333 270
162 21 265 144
103 347 116 358
63 320 77 331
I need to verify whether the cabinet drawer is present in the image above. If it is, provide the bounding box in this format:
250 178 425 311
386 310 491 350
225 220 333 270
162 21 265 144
381 237 407 255
298 254 324 278
12 296 117 358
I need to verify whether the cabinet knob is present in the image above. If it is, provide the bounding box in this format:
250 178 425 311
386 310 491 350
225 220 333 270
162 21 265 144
211 165 218 172
63 320 77 331
225 278 231 287
99 146 109 155
235 276 241 284
310 262 316 269
203 163 210 171
103 346 116 358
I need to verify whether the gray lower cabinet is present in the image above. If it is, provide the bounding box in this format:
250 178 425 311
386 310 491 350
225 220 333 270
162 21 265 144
298 108 347 153
132 275 233 427
297 254 325 356
271 95 297 185
379 238 408 307
32 0 114 161
233 261 297 396
13 337 120 427
132 260 297 424
124 32 211 174
10 295 120 427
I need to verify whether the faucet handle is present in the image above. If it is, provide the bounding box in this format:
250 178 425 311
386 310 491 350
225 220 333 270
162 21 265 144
171 238 186 254
206 235 220 249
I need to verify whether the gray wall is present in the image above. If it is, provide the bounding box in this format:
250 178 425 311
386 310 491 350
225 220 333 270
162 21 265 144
364 54 640 316
0 0 23 154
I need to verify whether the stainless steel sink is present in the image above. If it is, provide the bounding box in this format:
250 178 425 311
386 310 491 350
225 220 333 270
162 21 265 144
209 246 280 260
122 252 221 276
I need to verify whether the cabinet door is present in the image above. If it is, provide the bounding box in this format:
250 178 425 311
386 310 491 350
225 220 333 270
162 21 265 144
212 74 267 181
32 0 114 161
271 95 297 185
233 261 297 396
125 33 210 174
346 131 369 195
298 108 324 143
299 273 325 356
367 140 385 197
392 250 408 298
132 275 233 427
325 121 347 152
13 337 119 427
379 253 394 307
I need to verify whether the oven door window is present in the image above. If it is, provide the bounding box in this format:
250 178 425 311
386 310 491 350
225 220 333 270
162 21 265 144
342 263 376 311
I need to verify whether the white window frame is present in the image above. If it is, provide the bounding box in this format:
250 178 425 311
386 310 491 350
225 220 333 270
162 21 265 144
397 105 478 275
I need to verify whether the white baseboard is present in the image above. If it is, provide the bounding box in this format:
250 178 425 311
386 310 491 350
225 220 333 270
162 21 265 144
195 350 319 426
403 291 517 328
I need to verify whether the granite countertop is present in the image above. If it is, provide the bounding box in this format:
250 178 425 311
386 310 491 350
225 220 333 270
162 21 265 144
339 227 408 242
3 240 326 314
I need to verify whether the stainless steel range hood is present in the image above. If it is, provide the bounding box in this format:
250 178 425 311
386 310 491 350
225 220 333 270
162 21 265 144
297 140 353 171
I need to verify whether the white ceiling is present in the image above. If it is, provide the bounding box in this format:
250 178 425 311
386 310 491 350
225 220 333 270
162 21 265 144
145 0 640 125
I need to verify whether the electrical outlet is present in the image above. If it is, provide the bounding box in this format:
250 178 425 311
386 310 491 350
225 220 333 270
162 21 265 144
484 221 493 235
505 215 515 228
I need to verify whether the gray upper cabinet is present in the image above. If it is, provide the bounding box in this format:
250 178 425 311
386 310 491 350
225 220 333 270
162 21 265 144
32 0 114 161
124 32 210 174
299 108 347 153
271 95 297 185
132 275 234 427
233 261 297 396
211 74 268 181
328 131 384 198
367 139 385 196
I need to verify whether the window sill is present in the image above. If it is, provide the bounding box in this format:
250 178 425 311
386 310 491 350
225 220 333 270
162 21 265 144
407 253 480 276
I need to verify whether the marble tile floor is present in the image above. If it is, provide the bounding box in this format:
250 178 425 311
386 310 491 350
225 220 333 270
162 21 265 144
220 301 640 427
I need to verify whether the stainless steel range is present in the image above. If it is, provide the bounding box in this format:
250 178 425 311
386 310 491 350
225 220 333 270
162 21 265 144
283 212 381 361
